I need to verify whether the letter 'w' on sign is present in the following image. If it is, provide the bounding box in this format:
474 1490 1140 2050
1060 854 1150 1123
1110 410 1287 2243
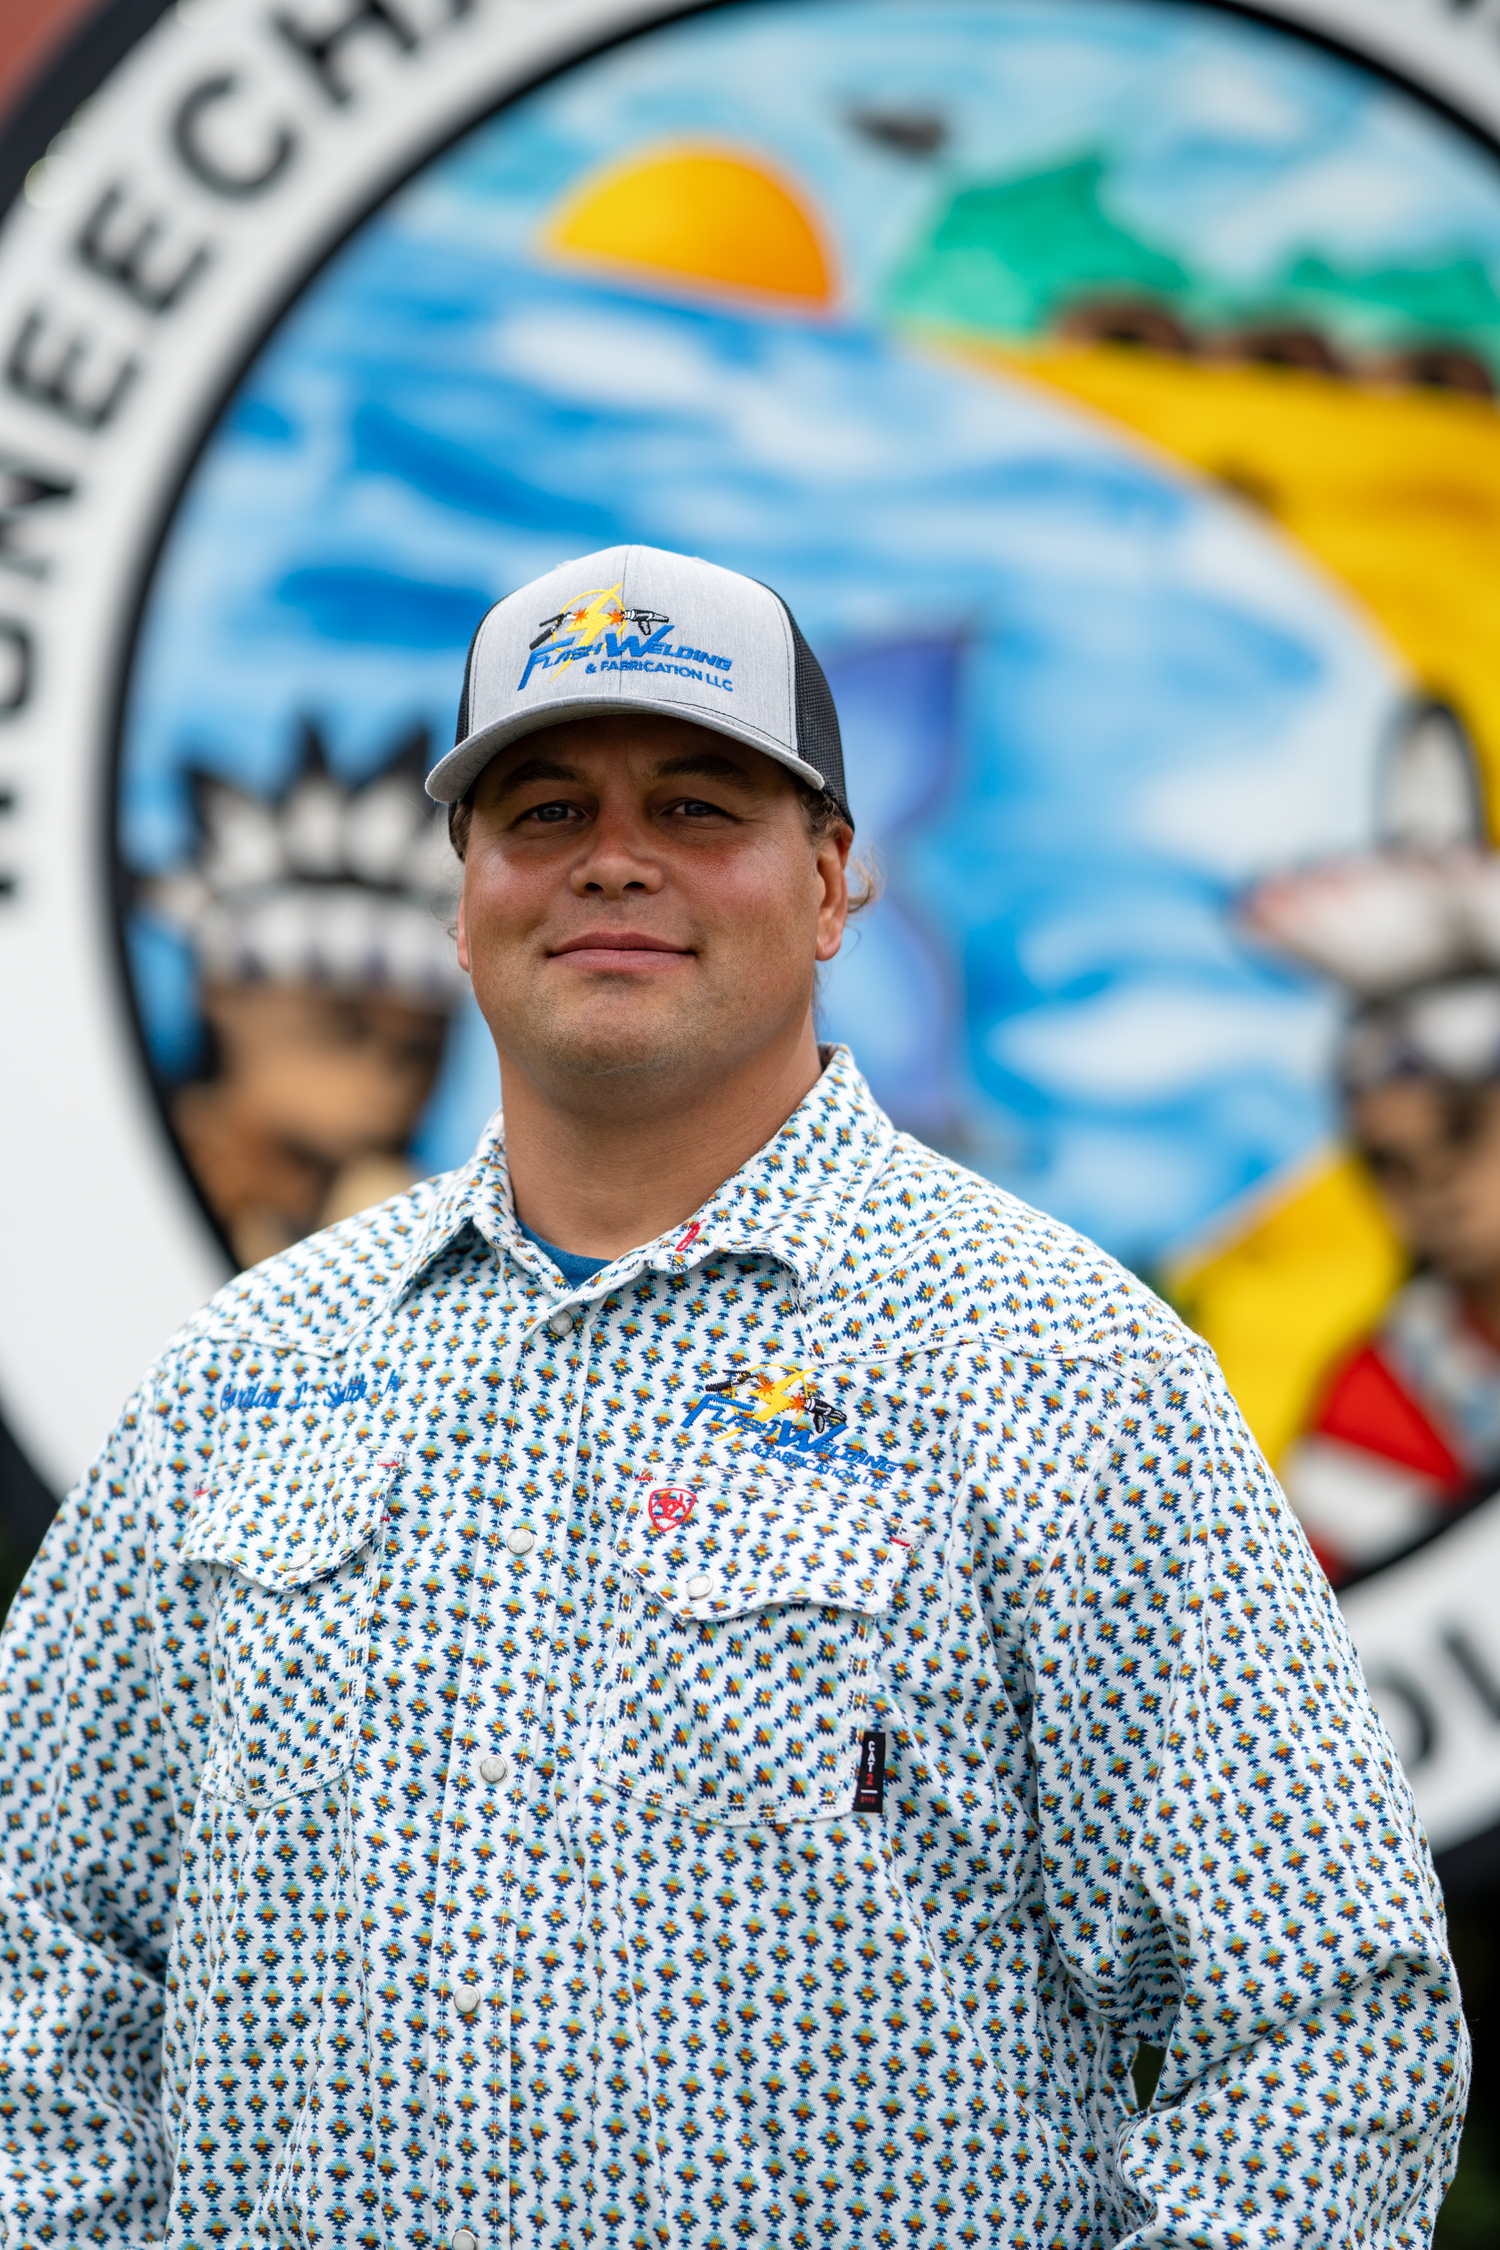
647 1486 697 1531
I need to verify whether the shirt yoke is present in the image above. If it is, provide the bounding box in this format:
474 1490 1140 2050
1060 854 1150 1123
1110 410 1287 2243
163 1116 1202 1386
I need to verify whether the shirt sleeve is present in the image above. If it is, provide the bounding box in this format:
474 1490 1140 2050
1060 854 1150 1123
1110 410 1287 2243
1004 1340 1469 2246
0 1380 181 2243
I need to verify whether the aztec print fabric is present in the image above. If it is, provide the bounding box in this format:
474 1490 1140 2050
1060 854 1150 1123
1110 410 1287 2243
0 1049 1466 2247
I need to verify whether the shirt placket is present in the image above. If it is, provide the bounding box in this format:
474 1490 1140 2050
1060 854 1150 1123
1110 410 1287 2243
434 1289 597 2250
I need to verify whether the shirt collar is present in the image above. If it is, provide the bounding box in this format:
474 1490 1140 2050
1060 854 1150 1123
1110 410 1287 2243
385 1045 895 1311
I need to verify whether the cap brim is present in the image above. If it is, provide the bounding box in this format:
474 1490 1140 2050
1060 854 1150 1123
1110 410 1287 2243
426 697 836 810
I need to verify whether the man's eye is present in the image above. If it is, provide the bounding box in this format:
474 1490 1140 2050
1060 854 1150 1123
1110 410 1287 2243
675 798 726 819
523 801 577 825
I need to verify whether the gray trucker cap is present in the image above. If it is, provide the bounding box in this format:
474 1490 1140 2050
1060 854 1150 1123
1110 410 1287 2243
425 545 851 827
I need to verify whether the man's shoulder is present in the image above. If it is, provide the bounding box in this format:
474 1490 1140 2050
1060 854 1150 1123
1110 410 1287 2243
846 1129 1200 1370
168 1170 466 1363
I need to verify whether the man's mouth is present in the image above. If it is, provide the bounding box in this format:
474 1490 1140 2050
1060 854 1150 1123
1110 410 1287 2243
549 931 694 967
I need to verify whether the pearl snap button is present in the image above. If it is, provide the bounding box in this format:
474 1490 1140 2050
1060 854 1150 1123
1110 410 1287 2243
455 1988 481 2018
453 2231 480 2250
686 1572 713 1599
479 1753 508 1785
506 1526 536 1557
547 1308 576 1338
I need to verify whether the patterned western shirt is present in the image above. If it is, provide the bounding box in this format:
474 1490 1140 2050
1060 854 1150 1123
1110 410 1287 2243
0 1049 1466 2248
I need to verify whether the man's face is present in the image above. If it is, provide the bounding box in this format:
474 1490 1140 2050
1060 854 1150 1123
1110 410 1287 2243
1351 1075 1500 1287
455 715 850 1101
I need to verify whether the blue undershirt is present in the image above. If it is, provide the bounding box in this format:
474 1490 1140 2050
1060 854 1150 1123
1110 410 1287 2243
517 1218 610 1288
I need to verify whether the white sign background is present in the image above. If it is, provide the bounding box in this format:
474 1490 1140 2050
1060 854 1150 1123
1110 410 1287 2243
5 0 1500 1851
1342 1494 1500 1854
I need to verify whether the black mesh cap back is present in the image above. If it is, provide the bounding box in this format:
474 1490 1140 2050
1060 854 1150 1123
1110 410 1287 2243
778 601 852 828
454 619 481 747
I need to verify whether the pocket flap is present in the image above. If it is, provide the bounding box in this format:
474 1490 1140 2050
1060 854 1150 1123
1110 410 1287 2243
617 1468 910 1620
185 1440 403 1590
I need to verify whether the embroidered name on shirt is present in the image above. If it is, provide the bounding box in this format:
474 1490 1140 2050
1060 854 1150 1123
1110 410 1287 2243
219 1370 401 1412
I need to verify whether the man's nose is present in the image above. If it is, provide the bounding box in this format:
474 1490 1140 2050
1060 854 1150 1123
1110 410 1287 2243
570 807 665 897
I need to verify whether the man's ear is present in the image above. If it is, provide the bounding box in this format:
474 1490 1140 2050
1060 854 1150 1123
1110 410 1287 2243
455 887 470 976
814 825 853 964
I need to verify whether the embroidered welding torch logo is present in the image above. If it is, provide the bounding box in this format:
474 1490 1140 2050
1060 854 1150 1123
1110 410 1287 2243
518 580 670 689
516 580 734 696
647 1485 698 1531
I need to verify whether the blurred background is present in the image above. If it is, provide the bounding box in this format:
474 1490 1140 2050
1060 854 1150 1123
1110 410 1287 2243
2 0 1499 2231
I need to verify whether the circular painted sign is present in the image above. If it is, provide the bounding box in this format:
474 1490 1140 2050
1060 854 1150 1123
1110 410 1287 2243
8 0 1500 1855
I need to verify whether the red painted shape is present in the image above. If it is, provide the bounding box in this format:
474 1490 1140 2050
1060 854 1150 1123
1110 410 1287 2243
1311 1343 1464 1488
647 1486 697 1531
0 0 103 127
674 1222 702 1254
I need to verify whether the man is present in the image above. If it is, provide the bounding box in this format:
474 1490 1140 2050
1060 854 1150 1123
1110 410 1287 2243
0 547 1465 2246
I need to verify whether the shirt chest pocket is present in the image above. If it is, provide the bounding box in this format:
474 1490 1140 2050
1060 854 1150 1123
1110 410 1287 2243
600 1469 910 1827
184 1440 402 1806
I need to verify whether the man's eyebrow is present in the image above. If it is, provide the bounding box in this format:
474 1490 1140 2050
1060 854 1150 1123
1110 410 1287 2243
489 756 587 799
489 747 760 800
649 752 759 785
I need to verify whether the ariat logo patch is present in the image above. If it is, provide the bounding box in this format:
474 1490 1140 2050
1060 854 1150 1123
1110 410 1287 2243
647 1485 698 1531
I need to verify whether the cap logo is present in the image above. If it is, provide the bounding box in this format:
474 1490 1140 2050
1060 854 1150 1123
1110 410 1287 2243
518 579 668 689
514 578 735 699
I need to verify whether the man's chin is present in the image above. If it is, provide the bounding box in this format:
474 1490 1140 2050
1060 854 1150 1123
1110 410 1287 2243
517 1007 712 1086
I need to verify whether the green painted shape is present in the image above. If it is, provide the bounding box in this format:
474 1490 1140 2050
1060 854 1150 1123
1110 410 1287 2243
884 153 1500 379
886 155 1188 335
1277 253 1500 351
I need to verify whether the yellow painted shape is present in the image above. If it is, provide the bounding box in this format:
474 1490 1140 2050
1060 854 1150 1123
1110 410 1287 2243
1166 1154 1408 1469
927 335 1500 825
546 146 832 303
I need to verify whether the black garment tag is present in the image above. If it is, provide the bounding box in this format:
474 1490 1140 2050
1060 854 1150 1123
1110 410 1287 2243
853 1729 886 1813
